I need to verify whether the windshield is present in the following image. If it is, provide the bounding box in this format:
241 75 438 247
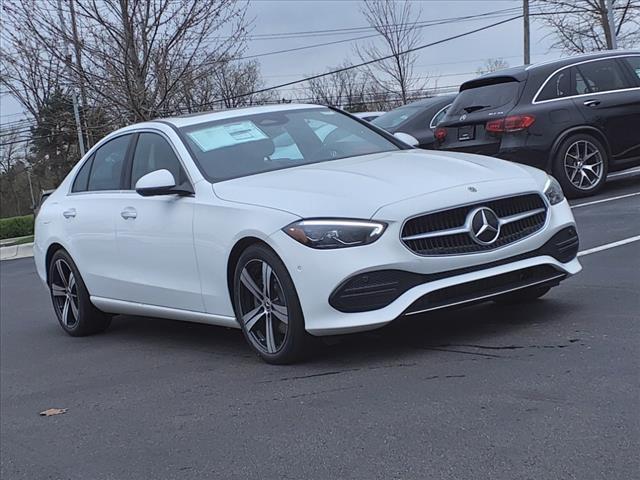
180 107 400 182
372 105 422 130
450 80 521 115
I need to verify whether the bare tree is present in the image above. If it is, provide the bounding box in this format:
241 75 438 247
477 58 510 75
0 129 27 216
212 60 276 109
536 0 640 53
356 0 428 104
305 63 369 110
3 0 251 123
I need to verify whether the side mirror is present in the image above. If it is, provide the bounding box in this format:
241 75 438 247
135 169 193 197
394 132 420 147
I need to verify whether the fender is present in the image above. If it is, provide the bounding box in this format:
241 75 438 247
547 125 612 171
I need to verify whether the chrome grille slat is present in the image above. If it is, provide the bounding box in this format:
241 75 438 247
401 193 547 256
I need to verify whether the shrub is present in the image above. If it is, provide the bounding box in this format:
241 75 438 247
0 215 34 240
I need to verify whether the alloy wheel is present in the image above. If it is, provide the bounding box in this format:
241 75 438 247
237 259 289 354
50 259 79 328
563 140 604 190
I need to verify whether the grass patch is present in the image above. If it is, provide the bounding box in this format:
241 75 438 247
0 215 34 240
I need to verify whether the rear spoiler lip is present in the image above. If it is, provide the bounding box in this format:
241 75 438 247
460 75 525 91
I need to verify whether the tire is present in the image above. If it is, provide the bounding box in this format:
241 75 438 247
553 133 608 198
233 244 311 364
48 249 111 336
493 285 551 305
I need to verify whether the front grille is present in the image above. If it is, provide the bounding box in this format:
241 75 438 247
402 193 547 256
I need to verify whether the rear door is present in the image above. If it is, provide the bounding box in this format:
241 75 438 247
437 77 523 155
64 134 133 299
570 57 640 164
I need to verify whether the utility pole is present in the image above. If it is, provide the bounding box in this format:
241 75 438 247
523 0 530 65
604 0 618 49
56 0 86 157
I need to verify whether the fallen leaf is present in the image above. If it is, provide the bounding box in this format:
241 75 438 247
39 408 67 417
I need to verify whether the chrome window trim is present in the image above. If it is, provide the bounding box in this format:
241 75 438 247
66 126 194 196
429 103 452 129
531 54 640 105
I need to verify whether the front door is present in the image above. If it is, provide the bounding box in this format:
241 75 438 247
114 132 204 312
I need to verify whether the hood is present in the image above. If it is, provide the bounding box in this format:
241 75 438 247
212 149 542 219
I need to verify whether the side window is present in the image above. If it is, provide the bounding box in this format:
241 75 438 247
130 133 186 189
537 69 575 101
71 156 93 193
576 59 629 92
87 135 130 191
430 105 450 128
623 56 640 83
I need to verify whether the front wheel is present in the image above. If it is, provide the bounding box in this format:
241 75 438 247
233 244 311 364
553 134 608 198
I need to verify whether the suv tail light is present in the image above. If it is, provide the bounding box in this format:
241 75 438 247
434 127 447 142
486 114 535 133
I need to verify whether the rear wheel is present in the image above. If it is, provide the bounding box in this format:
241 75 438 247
493 285 551 305
48 250 111 336
233 244 311 364
553 134 608 198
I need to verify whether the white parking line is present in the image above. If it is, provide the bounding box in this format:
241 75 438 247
571 191 640 209
578 235 640 257
608 167 640 178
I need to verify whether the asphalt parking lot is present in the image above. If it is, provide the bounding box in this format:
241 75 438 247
1 172 639 480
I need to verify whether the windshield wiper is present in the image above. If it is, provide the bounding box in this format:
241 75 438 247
463 105 490 113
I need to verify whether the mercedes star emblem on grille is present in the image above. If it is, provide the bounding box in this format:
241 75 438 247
469 207 500 245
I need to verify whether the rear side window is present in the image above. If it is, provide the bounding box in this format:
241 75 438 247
450 79 520 115
537 70 575 101
372 105 422 130
130 133 187 189
71 156 93 192
430 105 450 128
575 59 629 92
87 135 131 191
623 56 640 82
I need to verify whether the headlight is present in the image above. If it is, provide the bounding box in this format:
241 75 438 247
283 219 387 249
543 175 565 205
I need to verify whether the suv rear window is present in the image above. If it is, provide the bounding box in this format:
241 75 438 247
450 79 520 115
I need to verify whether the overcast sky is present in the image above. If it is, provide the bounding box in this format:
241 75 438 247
0 0 566 124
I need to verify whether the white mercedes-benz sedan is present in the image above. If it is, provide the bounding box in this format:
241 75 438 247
34 104 581 363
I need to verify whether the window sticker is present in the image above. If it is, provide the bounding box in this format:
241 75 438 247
187 121 269 152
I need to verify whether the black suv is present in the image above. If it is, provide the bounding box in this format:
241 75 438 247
435 51 640 197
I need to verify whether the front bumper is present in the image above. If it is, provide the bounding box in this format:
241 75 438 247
269 199 581 336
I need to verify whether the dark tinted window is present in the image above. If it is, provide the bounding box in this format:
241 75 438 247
373 105 423 130
130 133 186 189
430 105 450 128
87 135 130 191
576 59 629 92
623 56 640 82
180 108 399 182
450 79 520 115
71 156 93 192
537 70 575 101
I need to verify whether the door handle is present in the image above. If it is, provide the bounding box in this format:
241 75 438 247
62 208 76 219
120 207 137 220
584 99 601 107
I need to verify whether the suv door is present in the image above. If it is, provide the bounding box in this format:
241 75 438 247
571 57 640 166
65 133 133 300
115 131 203 312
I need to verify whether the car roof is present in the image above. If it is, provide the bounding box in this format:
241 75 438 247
156 103 326 128
406 94 457 107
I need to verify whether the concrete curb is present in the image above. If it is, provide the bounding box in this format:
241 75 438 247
0 243 34 261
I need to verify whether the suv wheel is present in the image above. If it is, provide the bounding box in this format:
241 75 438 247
553 134 608 198
49 250 112 336
233 244 311 364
